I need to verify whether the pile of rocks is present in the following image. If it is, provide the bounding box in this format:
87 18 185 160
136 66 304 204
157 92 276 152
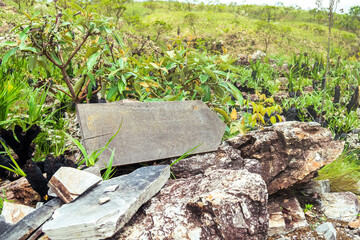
0 121 358 240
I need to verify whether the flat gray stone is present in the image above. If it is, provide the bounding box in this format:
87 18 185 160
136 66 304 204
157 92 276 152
76 101 225 174
42 165 170 240
48 167 102 203
0 198 63 240
315 222 337 240
0 215 11 236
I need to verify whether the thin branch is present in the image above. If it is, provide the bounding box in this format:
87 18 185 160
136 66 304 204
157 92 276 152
63 32 91 68
52 85 73 98
79 88 101 102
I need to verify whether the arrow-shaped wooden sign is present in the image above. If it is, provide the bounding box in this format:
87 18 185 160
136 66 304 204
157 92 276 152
76 100 226 174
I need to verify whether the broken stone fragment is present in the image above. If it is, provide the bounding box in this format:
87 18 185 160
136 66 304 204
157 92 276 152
98 197 110 205
267 194 308 236
1 202 35 224
320 192 360 222
315 222 337 240
103 185 118 193
48 167 102 203
42 165 170 240
0 198 63 240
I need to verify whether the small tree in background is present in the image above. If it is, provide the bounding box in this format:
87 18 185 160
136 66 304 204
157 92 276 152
317 0 340 121
2 2 119 103
255 21 278 53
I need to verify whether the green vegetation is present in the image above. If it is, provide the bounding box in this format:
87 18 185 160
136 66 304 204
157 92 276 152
0 0 359 196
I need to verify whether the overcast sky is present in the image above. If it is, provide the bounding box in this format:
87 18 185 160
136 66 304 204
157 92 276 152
202 0 360 12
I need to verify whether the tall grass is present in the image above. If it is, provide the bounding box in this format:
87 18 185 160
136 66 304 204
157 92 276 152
316 148 360 194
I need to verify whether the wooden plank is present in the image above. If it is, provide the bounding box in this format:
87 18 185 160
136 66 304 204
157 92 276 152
76 100 226 173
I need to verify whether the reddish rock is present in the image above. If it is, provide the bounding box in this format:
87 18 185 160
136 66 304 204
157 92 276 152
227 121 344 195
268 194 308 236
115 169 269 240
349 219 360 229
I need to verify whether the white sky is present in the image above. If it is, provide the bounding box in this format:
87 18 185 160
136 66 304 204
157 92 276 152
210 0 360 12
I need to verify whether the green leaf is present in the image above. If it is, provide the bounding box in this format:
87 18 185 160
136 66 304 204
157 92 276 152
69 2 84 12
201 84 211 102
87 52 101 71
222 82 244 106
50 52 63 65
85 47 101 58
0 41 17 47
2 47 18 66
213 108 231 123
107 85 118 100
28 54 37 71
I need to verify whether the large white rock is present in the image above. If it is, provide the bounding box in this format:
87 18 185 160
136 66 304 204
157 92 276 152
42 165 170 240
48 167 102 203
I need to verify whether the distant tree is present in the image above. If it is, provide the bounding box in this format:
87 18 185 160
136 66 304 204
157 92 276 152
348 6 360 35
184 13 198 36
255 21 278 53
317 0 341 121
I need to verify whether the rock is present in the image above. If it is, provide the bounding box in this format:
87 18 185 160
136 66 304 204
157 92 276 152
116 169 269 240
48 167 102 203
171 142 244 178
0 177 41 207
104 185 119 193
349 219 360 229
77 101 226 174
302 179 330 195
227 121 344 194
0 198 63 240
0 215 11 235
320 192 360 222
1 202 35 224
315 222 337 240
267 194 308 236
98 197 110 205
42 165 170 240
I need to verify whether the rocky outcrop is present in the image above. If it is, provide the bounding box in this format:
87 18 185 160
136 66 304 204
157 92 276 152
115 169 269 240
227 121 344 194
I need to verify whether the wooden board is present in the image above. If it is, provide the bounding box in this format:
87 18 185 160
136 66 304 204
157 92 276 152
76 100 226 174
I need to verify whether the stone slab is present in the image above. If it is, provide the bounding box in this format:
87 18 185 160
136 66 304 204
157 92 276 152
0 198 63 240
48 167 102 203
76 101 226 174
42 165 170 240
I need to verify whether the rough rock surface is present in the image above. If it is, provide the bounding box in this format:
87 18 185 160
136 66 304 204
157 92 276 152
320 192 360 222
115 169 269 240
1 202 35 224
268 194 308 236
227 121 344 194
171 142 244 178
0 177 41 207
